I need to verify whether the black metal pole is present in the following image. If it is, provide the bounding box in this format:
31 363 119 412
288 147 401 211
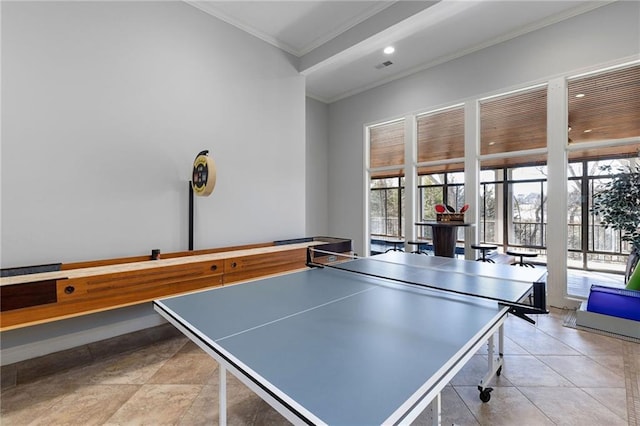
188 180 194 250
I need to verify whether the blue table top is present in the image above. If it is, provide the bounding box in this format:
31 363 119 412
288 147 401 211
155 252 545 424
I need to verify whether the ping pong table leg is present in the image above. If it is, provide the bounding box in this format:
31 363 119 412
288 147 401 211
424 393 441 426
478 324 505 402
499 323 504 359
220 365 227 426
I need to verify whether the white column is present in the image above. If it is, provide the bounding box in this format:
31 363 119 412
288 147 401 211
363 126 371 257
464 100 480 260
404 115 417 250
547 78 576 308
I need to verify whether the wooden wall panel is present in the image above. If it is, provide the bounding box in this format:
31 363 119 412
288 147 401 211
0 280 57 312
223 248 308 284
1 275 224 330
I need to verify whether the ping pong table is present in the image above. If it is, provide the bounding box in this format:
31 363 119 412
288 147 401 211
154 250 547 425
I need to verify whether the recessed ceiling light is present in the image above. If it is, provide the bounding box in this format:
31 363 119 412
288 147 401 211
488 141 496 146
584 129 592 133
575 93 585 98
383 46 395 55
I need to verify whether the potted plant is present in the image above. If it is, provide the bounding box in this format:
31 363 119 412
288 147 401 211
590 164 640 289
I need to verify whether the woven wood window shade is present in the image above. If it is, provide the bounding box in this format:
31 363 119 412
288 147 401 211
417 162 465 175
416 107 464 172
568 145 640 162
480 86 548 166
480 153 547 170
568 64 640 160
369 120 404 178
370 64 639 177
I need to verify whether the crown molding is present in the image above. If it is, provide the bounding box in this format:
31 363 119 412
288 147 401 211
184 0 300 56
185 0 396 58
296 2 396 57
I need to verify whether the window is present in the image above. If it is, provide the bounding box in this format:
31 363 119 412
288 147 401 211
415 106 465 243
364 63 637 291
479 170 502 244
565 63 640 280
567 158 639 274
508 166 547 249
418 173 444 222
418 172 465 241
368 120 405 240
370 177 404 237
479 165 548 259
479 85 548 259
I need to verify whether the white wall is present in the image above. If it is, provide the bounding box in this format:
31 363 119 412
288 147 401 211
0 1 305 363
1 1 305 268
305 97 329 236
327 1 640 258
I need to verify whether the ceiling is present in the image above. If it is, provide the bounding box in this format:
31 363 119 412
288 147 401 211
187 1 613 103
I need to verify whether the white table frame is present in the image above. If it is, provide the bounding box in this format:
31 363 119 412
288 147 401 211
155 304 509 426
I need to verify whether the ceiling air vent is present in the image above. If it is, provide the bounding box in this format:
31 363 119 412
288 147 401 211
375 61 393 70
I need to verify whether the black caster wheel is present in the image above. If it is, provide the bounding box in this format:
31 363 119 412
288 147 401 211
478 386 493 403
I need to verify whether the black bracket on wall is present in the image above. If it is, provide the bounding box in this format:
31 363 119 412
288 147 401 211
188 180 194 251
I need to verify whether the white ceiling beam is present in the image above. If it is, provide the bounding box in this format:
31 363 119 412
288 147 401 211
299 1 439 74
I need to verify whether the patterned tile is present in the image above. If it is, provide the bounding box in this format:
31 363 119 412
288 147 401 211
439 386 479 426
455 385 554 425
104 384 202 425
505 325 582 356
539 355 626 388
30 384 139 426
0 380 76 425
147 350 218 385
499 355 574 387
519 386 627 425
581 386 629 422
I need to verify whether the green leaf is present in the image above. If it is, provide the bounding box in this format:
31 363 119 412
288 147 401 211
590 165 640 252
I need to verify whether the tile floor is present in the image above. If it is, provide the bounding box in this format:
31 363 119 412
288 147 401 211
566 269 625 299
1 308 638 425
